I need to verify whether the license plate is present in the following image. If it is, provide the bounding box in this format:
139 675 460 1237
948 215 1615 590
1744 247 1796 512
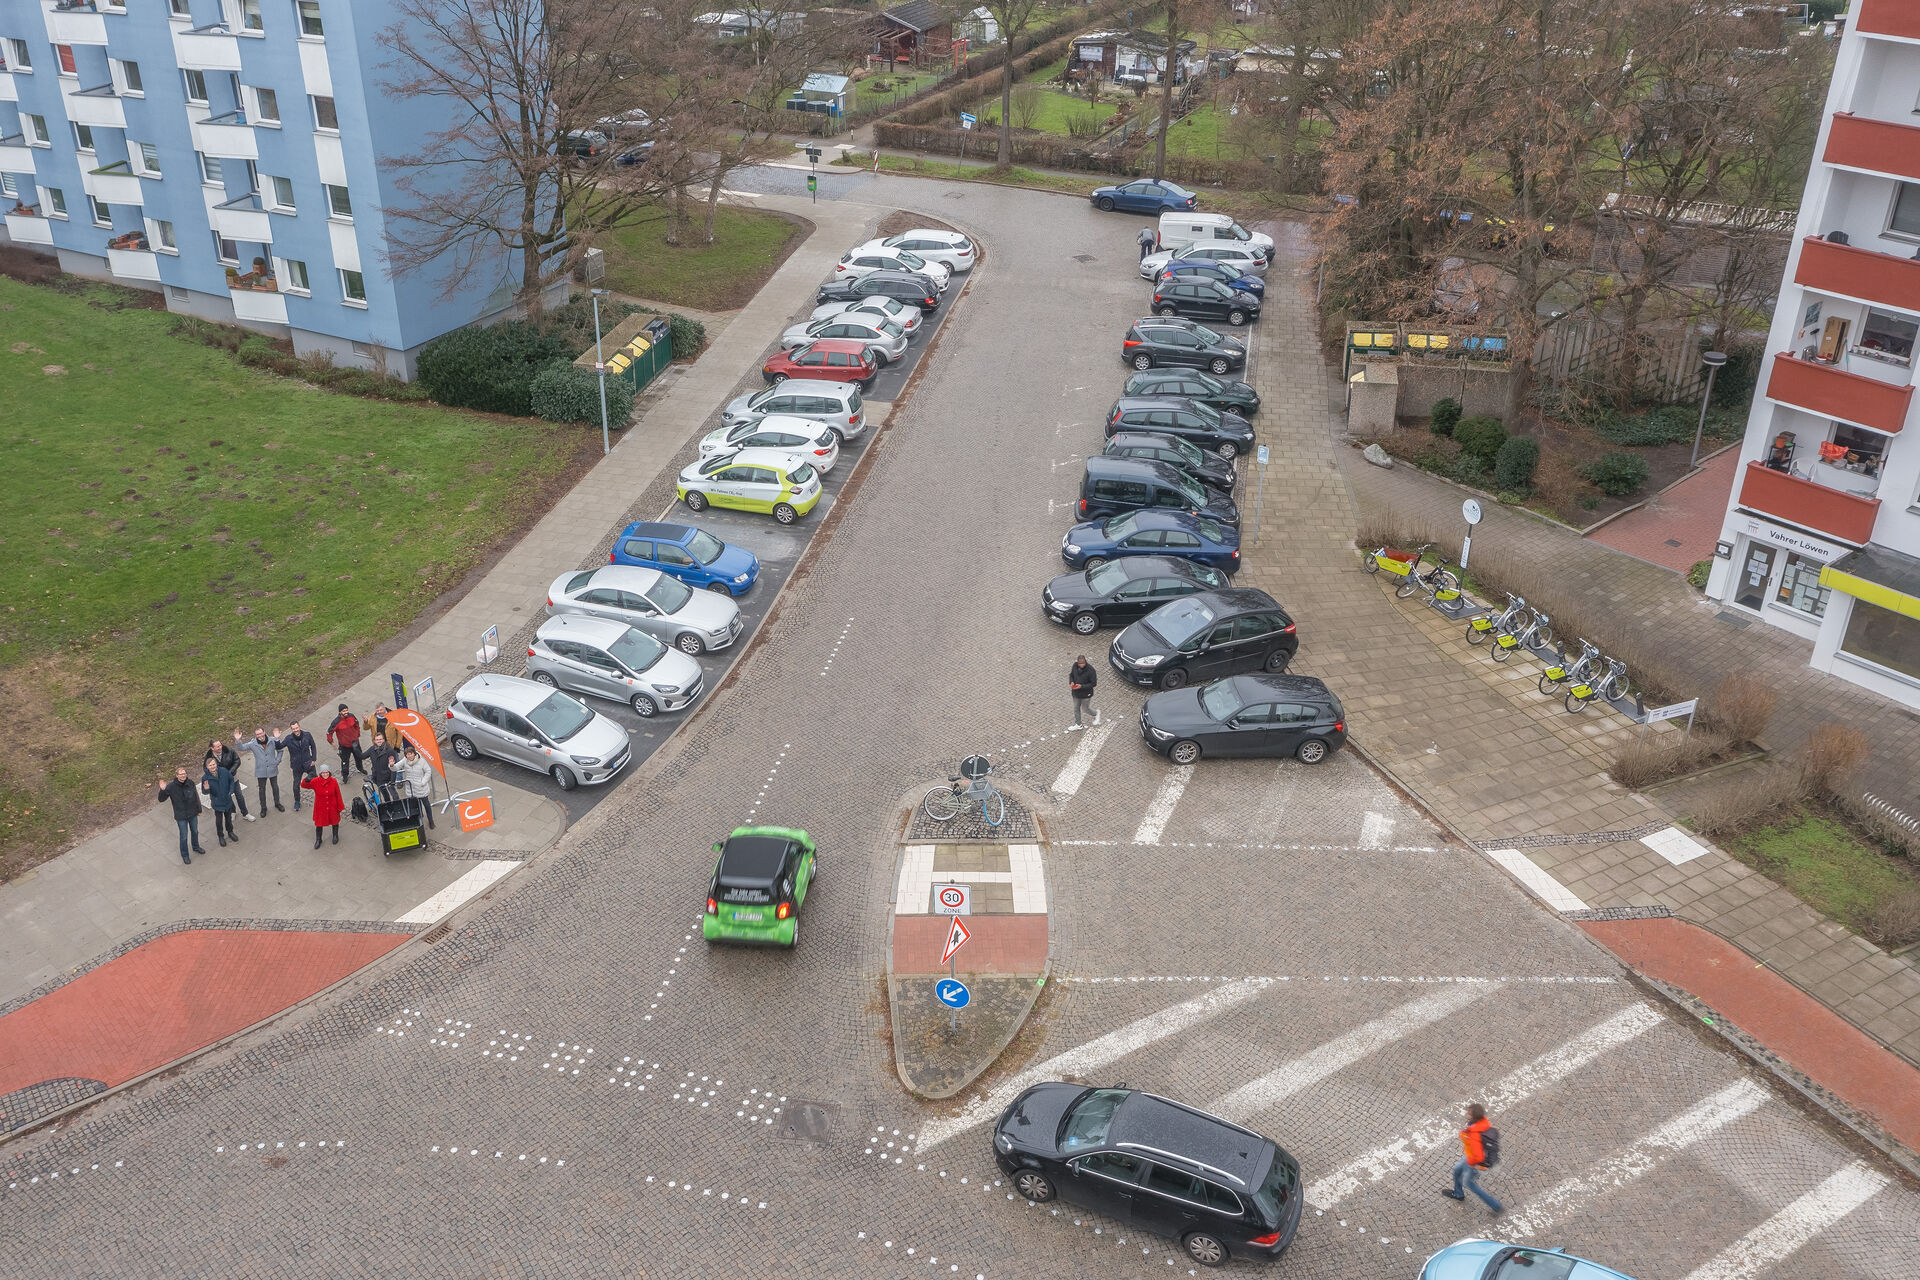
731 910 764 922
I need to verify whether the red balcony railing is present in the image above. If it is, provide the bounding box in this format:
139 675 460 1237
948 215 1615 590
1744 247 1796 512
1766 352 1913 435
1739 462 1881 545
1795 236 1920 316
1856 0 1920 40
1824 113 1920 186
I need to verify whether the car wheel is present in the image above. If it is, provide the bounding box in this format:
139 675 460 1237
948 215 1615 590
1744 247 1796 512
1297 738 1328 764
1096 196 1116 211
1216 441 1238 459
1263 648 1291 673
1184 1232 1228 1268
1082 556 1108 569
630 692 658 717
530 671 559 688
676 632 705 656
1209 357 1232 375
1014 1169 1056 1202
550 765 578 792
773 502 798 525
706 581 733 596
1154 303 1176 316
1131 353 1154 370
1169 739 1201 765
450 734 477 761
825 426 843 446
684 490 709 512
1228 308 1247 326
1071 611 1099 635
1159 668 1190 690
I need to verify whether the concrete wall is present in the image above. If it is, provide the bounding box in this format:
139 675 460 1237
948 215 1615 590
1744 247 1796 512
1354 359 1512 422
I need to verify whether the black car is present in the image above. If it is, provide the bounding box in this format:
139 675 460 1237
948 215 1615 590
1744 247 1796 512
816 269 941 311
1141 673 1347 764
1105 431 1236 491
1151 277 1261 326
1080 456 1238 528
1122 368 1260 418
1123 321 1246 376
1109 588 1296 689
1107 396 1256 459
1043 555 1229 635
992 1084 1303 1269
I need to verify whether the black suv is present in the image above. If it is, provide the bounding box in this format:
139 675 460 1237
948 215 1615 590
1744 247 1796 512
1152 276 1261 326
993 1084 1302 1268
1123 368 1260 418
1122 321 1246 376
1105 431 1236 491
1141 672 1346 765
816 268 941 310
1079 456 1239 528
1107 396 1256 458
1109 587 1296 689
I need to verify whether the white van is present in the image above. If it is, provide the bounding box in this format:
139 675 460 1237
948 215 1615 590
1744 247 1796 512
1157 212 1274 263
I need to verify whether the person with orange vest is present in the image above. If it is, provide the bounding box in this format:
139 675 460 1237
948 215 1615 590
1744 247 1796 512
1440 1102 1503 1214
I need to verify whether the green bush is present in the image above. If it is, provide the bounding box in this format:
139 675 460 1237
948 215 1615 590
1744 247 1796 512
664 312 706 361
1597 404 1694 446
1579 451 1651 497
1453 415 1507 468
1711 342 1764 410
530 359 635 426
1445 452 1489 485
1686 560 1712 591
417 321 572 416
1430 397 1462 437
1493 435 1540 491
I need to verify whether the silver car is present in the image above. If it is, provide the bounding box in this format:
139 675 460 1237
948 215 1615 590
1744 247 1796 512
526 615 702 717
812 296 923 336
447 674 631 791
545 564 742 655
721 381 866 441
778 315 910 365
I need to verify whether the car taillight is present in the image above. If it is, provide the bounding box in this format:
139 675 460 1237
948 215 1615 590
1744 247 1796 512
1231 549 1240 559
706 897 717 915
1333 721 1344 732
444 709 453 720
777 901 791 920
814 447 831 455
1110 409 1122 424
1247 1231 1281 1247
546 596 553 606
609 551 616 562
851 412 861 422
1078 498 1087 515
924 297 936 306
528 647 536 657
1153 294 1164 303
1123 339 1141 348
1283 623 1296 634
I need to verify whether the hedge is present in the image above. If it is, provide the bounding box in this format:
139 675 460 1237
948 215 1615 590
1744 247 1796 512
1453 416 1507 469
873 120 1276 189
531 359 635 426
417 321 573 416
1493 436 1540 491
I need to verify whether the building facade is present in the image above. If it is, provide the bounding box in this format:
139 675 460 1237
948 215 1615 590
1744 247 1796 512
1705 0 1920 708
0 0 524 377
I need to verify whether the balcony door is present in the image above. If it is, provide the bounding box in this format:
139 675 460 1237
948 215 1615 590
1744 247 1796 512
1734 543 1778 612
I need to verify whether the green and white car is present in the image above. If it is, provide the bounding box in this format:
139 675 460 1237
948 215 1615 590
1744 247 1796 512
702 827 817 948
676 447 823 525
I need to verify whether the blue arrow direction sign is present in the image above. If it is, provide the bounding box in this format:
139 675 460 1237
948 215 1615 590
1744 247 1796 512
936 978 971 1009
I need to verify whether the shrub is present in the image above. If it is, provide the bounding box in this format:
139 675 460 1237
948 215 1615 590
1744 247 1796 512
540 294 647 355
664 312 707 361
1430 397 1462 437
1865 888 1920 949
1453 416 1507 468
1691 768 1806 837
1492 436 1539 491
530 359 635 426
1686 560 1712 590
1705 671 1777 745
417 321 572 416
1596 404 1694 447
1796 722 1871 800
1609 730 1731 789
1578 451 1649 497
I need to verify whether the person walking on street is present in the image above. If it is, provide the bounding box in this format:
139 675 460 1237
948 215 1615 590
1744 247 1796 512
1440 1103 1503 1215
303 764 346 847
367 732 399 787
328 704 366 779
200 753 242 847
1067 655 1100 730
282 721 319 811
208 735 254 821
1138 225 1157 261
238 727 287 813
398 742 436 831
156 766 206 864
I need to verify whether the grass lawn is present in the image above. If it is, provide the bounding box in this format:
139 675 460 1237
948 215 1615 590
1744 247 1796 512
853 70 941 110
595 204 802 311
1722 804 1920 948
978 88 1119 136
837 151 1105 197
0 277 594 875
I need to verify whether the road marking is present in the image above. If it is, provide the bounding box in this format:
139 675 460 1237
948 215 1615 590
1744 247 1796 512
1358 811 1395 849
1210 985 1494 1124
1484 848 1588 912
1066 975 1618 985
395 860 518 924
1306 1003 1664 1208
913 980 1266 1152
1680 1162 1890 1280
894 845 935 915
1133 770 1190 844
1502 1079 1769 1239
1051 720 1116 798
1055 839 1445 853
1009 843 1047 914
1642 825 1709 866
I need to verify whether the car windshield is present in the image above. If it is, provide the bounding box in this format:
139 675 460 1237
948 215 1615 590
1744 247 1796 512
790 463 817 485
699 454 734 476
896 250 928 270
1087 562 1129 594
1229 222 1251 241
1147 597 1217 649
527 692 594 743
1490 1251 1578 1280
1250 1152 1295 1221
880 320 905 338
747 388 775 410
1192 371 1223 392
1199 680 1243 721
1189 564 1225 587
1102 511 1141 539
1165 436 1206 467
1193 516 1225 542
1060 1089 1128 1150
686 530 726 564
1191 324 1224 345
1184 400 1223 425
607 627 666 673
1174 475 1207 507
648 575 693 613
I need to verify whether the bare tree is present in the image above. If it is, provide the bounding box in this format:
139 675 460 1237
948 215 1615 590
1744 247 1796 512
1250 0 1378 191
980 0 1047 168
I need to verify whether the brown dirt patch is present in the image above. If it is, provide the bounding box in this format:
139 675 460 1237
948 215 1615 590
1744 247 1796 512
0 245 62 287
875 210 963 239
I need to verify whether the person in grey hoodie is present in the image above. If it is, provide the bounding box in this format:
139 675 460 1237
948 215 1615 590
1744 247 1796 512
237 727 287 814
397 742 437 831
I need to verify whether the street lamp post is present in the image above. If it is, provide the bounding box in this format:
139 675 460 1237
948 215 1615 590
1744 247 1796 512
1690 349 1729 469
590 287 614 457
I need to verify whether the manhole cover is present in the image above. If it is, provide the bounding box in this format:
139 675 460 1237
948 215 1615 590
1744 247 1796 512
1073 253 1098 263
778 1101 835 1144
1663 538 1684 548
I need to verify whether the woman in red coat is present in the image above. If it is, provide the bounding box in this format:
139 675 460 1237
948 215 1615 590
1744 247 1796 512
303 765 346 848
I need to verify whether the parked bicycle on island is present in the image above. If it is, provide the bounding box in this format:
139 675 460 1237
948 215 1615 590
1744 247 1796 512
1538 638 1601 696
923 754 1005 827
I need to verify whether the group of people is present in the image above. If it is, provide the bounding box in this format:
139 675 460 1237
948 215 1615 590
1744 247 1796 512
155 701 437 864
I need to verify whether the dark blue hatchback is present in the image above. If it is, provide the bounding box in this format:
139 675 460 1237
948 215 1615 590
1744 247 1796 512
1155 259 1266 298
610 521 760 596
1061 510 1240 574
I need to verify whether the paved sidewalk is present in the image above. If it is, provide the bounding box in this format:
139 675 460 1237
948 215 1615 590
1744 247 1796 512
1588 444 1741 573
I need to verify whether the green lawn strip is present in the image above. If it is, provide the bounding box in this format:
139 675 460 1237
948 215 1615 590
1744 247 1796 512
1722 804 1920 939
854 70 942 110
838 151 1105 196
593 204 801 312
0 277 590 870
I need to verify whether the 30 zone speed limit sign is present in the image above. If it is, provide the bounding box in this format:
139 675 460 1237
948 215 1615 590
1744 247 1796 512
932 884 972 916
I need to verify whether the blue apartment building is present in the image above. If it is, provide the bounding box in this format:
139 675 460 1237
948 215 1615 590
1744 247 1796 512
0 0 527 376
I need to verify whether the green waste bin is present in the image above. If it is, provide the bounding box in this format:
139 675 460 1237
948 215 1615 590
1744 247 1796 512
583 315 673 397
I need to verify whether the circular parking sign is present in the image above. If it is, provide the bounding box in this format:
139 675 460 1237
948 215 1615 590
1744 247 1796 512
938 886 966 910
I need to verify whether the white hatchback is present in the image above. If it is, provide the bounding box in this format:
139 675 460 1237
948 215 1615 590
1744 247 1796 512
699 414 840 472
875 230 975 271
1140 241 1271 280
835 246 952 290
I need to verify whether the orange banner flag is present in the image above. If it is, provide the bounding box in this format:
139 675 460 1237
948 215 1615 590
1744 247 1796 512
384 708 446 778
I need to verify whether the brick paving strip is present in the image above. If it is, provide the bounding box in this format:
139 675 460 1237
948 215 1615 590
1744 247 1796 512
1243 220 1920 1167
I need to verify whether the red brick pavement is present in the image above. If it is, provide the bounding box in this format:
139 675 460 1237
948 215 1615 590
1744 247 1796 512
1587 446 1740 573
892 915 1047 975
0 929 409 1098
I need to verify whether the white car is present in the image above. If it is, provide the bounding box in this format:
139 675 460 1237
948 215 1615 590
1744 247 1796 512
778 314 910 364
835 246 952 291
811 295 923 336
1140 241 1271 280
545 564 743 655
873 230 975 272
699 415 840 472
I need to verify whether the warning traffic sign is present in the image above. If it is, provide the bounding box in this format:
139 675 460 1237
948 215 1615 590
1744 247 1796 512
939 915 971 966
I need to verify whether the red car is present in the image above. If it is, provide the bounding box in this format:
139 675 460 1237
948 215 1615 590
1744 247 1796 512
763 339 877 388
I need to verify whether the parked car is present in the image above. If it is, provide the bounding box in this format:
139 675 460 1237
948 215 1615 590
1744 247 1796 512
1422 1242 1636 1280
699 415 839 472
1105 431 1236 491
817 269 942 311
1079 455 1238 527
1156 211 1274 261
1043 555 1229 635
878 229 975 271
609 520 760 596
1091 178 1198 214
1109 588 1297 689
1141 673 1343 764
1153 257 1266 298
526 615 702 718
835 244 951 290
703 826 818 948
446 674 631 791
1122 321 1246 375
991 1084 1302 1269
677 447 823 525
1106 396 1256 458
1061 509 1240 574
1152 276 1261 327
1140 240 1271 280
812 295 923 336
778 314 908 365
721 382 864 440
546 563 743 654
763 339 877 388
559 129 610 160
1123 368 1260 418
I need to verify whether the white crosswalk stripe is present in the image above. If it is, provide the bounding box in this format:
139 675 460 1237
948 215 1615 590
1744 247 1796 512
1680 1162 1891 1280
1132 768 1190 844
1358 811 1395 849
1050 720 1116 798
1307 1003 1665 1209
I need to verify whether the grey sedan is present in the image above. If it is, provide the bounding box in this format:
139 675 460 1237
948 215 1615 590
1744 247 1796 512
545 564 742 655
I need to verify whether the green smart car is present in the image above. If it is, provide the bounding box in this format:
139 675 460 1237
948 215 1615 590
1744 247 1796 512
702 827 817 947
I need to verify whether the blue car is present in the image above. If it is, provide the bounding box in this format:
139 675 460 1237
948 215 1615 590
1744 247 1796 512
610 521 760 596
1091 178 1197 214
1422 1241 1635 1280
1155 258 1266 298
1061 509 1239 574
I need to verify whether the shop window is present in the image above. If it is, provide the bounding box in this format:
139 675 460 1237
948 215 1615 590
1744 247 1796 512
1774 554 1831 618
1852 309 1917 367
1840 600 1920 683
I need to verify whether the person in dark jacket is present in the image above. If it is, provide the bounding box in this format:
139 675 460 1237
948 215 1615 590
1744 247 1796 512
328 704 366 778
367 732 399 787
1067 655 1100 729
156 765 206 864
207 736 254 820
282 720 319 811
200 754 242 847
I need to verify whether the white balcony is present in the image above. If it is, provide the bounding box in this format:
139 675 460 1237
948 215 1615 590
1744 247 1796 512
0 69 21 102
43 0 107 46
229 281 288 325
0 135 36 176
209 192 271 242
172 24 241 72
107 246 161 280
190 111 256 160
6 210 55 245
83 162 144 205
65 83 126 130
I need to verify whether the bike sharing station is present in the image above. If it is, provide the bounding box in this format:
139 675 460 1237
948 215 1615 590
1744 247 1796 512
884 754 1052 1099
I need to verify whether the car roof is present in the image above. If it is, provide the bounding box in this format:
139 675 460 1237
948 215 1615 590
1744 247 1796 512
625 521 693 542
716 834 795 885
1115 509 1209 532
1109 432 1198 451
761 381 859 400
747 415 833 436
580 564 664 595
1107 1092 1273 1188
1191 587 1282 614
536 614 636 647
1115 396 1208 412
1100 555 1195 579
855 269 930 284
797 338 871 356
712 446 812 469
1085 455 1186 483
455 673 567 714
1231 672 1329 700
889 228 966 242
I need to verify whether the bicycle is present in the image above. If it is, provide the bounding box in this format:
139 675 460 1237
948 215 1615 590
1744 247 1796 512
923 753 1005 827
1466 593 1528 646
1538 638 1601 696
1510 605 1554 656
1396 547 1460 601
1565 655 1629 714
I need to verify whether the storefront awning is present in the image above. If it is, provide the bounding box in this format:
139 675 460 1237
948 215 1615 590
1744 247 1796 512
1820 544 1920 622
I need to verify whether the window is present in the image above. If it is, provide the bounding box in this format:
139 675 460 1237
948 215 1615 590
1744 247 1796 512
213 233 239 264
252 86 279 124
324 183 352 219
1144 1163 1206 1204
240 0 263 31
1854 309 1917 366
169 286 190 302
73 123 96 152
339 268 366 304
25 114 50 145
151 218 177 251
198 152 224 184
183 68 208 103
1892 183 1920 239
46 187 67 217
135 141 162 177
5 38 30 70
350 340 375 359
1073 1152 1145 1183
89 196 111 227
283 258 309 291
55 44 76 76
310 95 337 131
117 59 142 94
170 0 193 17
0 173 15 200
298 0 323 36
1827 423 1889 478
1774 553 1832 618
1840 600 1920 683
268 174 295 210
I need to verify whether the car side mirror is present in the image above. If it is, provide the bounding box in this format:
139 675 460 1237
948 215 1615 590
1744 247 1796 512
712 842 724 852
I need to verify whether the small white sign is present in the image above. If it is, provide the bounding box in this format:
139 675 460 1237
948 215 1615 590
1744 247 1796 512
415 676 435 711
1645 698 1699 724
932 883 972 916
1462 498 1483 526
1256 444 1270 465
959 112 976 130
476 624 500 665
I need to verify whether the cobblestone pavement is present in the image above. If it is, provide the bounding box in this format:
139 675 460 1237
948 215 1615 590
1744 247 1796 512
8 181 1920 1279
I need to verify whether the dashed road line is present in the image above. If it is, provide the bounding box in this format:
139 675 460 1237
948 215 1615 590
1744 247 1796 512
5 1158 127 1193
819 617 854 678
1132 769 1190 844
1680 1162 1890 1280
744 744 790 826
